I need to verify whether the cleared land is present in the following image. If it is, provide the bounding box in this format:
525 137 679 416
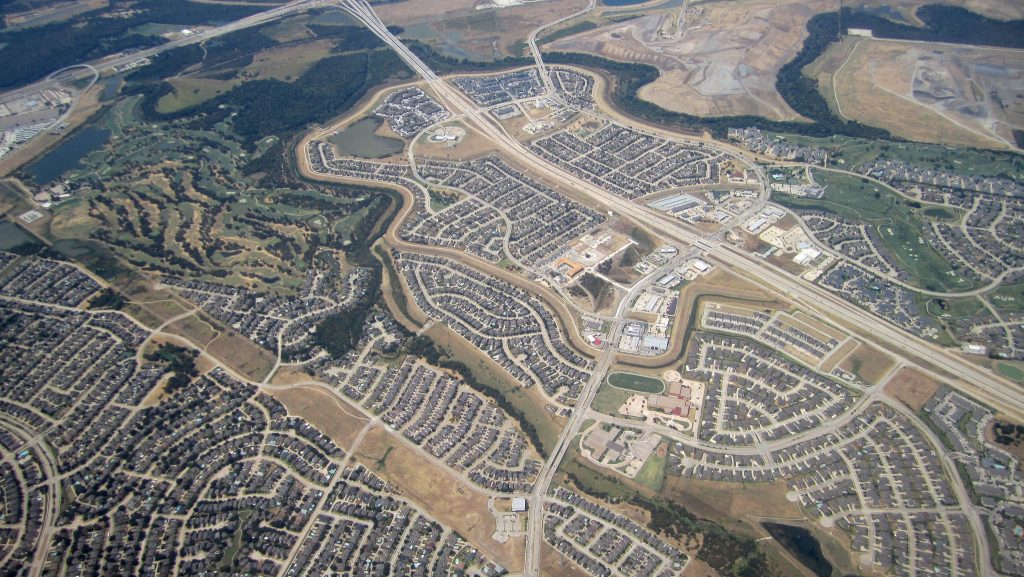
818 37 1021 149
157 40 337 113
884 366 942 411
548 0 832 120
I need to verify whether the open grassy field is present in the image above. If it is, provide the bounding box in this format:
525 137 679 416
838 342 897 385
988 284 1024 312
607 371 665 393
995 362 1024 383
541 542 592 577
767 132 1024 179
591 381 633 416
633 441 666 492
883 367 942 411
778 169 972 292
157 40 336 113
354 426 525 571
268 385 369 449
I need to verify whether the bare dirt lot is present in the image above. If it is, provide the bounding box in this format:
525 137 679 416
548 0 833 120
884 366 942 410
818 37 1022 149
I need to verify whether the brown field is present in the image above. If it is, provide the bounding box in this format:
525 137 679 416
682 558 717 577
820 338 859 372
549 0 830 120
267 385 369 450
839 342 898 385
884 366 942 410
354 426 525 571
205 329 276 381
416 122 501 161
167 314 221 349
269 366 317 386
663 477 868 577
541 542 591 577
822 37 1020 149
379 0 588 58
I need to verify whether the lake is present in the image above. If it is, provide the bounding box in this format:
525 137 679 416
24 125 110 185
99 75 124 101
329 117 404 159
762 522 834 577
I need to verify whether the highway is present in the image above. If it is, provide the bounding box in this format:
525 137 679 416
0 0 319 106
340 0 1024 419
334 2 1019 574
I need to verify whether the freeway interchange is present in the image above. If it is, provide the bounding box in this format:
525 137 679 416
2 0 1022 575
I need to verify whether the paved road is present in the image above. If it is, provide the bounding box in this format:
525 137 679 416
335 3 1018 575
0 0 318 105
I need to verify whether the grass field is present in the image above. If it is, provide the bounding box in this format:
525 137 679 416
767 131 1024 179
591 382 632 416
157 41 335 113
607 372 665 394
268 385 369 449
988 284 1024 312
838 342 896 385
778 169 972 292
996 363 1024 382
633 442 666 492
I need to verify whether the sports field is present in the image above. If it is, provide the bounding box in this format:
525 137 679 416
607 372 665 394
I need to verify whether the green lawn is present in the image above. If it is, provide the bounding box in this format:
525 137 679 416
988 285 1024 312
996 362 1024 382
607 372 665 394
591 382 632 415
777 169 974 292
921 206 961 220
633 443 666 492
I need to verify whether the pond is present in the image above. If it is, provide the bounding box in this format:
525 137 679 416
0 221 35 251
24 125 111 185
99 75 124 101
329 117 404 159
762 522 834 577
